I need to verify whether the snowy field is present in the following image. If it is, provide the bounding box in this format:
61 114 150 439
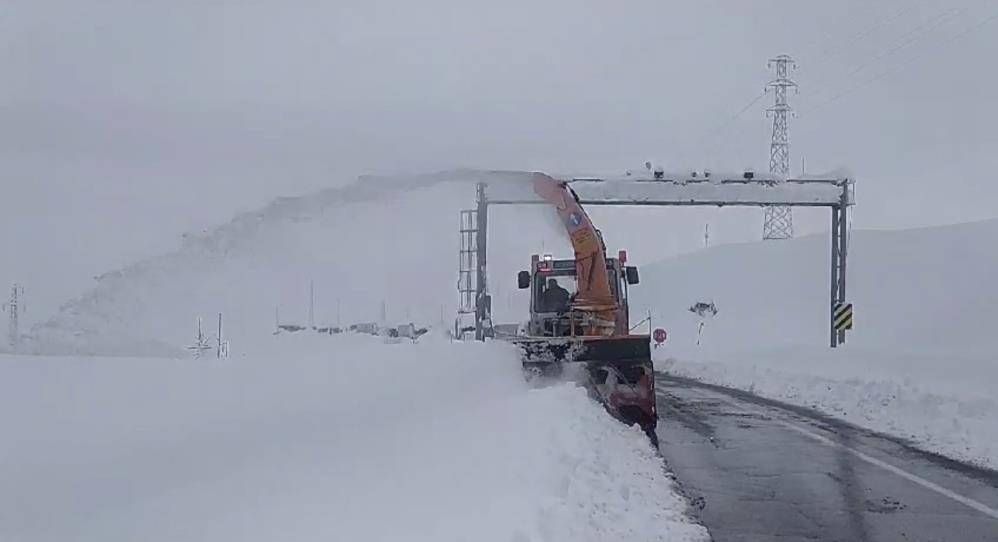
6 167 996 541
641 218 998 469
0 334 707 542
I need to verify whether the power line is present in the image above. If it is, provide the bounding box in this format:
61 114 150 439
801 3 970 105
684 4 992 163
840 4 967 81
803 5 964 107
804 0 926 72
797 0 902 60
682 4 916 162
804 9 998 115
798 1 985 109
679 92 767 160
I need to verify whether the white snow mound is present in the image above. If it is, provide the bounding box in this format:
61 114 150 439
0 336 707 542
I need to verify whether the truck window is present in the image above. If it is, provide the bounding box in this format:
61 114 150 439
533 274 579 313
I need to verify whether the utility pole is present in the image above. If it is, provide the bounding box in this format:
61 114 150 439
308 280 315 329
3 284 25 350
704 223 710 249
763 54 798 240
188 317 211 358
217 313 223 358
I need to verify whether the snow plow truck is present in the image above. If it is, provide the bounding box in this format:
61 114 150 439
508 173 658 447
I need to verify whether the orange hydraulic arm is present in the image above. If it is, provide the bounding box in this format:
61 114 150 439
532 173 619 336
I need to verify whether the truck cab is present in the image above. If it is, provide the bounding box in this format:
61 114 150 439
517 251 640 337
513 250 655 446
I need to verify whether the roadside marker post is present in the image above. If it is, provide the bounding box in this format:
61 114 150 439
833 302 853 345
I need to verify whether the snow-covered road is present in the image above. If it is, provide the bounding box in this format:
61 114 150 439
656 374 998 541
0 335 706 542
657 347 998 470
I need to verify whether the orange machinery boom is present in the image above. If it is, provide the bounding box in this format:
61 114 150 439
532 173 619 336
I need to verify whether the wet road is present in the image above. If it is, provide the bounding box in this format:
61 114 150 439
655 374 998 542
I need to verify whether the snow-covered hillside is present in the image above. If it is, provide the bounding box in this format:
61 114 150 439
638 218 998 351
0 335 707 542
637 219 998 467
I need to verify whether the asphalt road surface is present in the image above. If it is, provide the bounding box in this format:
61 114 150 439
655 374 998 542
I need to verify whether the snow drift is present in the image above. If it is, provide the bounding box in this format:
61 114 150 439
638 218 998 468
0 335 706 542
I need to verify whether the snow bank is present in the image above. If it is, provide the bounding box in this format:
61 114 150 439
640 218 998 468
656 346 998 469
0 337 707 542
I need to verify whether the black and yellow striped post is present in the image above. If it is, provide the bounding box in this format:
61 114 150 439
830 194 850 347
833 302 853 342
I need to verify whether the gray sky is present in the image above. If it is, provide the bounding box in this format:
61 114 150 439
3 0 997 320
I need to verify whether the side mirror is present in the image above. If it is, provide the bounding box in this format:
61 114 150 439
517 271 531 289
625 266 640 285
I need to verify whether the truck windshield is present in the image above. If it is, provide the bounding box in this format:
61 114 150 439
534 274 578 313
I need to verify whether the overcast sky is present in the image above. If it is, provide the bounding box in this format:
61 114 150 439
2 0 997 319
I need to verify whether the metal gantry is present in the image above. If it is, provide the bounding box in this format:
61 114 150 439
456 184 492 339
460 172 855 346
830 192 849 347
457 209 478 314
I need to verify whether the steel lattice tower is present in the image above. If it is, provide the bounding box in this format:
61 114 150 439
763 54 798 240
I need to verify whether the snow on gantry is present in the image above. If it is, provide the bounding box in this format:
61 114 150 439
484 169 853 207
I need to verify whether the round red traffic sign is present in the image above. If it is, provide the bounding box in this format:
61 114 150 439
653 328 667 344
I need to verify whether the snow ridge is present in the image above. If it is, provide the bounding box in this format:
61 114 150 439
0 335 708 542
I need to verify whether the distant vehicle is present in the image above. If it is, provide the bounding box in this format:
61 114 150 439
349 323 379 335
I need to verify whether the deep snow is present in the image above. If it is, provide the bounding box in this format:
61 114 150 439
9 166 997 529
640 218 998 468
0 334 707 542
2 169 714 541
